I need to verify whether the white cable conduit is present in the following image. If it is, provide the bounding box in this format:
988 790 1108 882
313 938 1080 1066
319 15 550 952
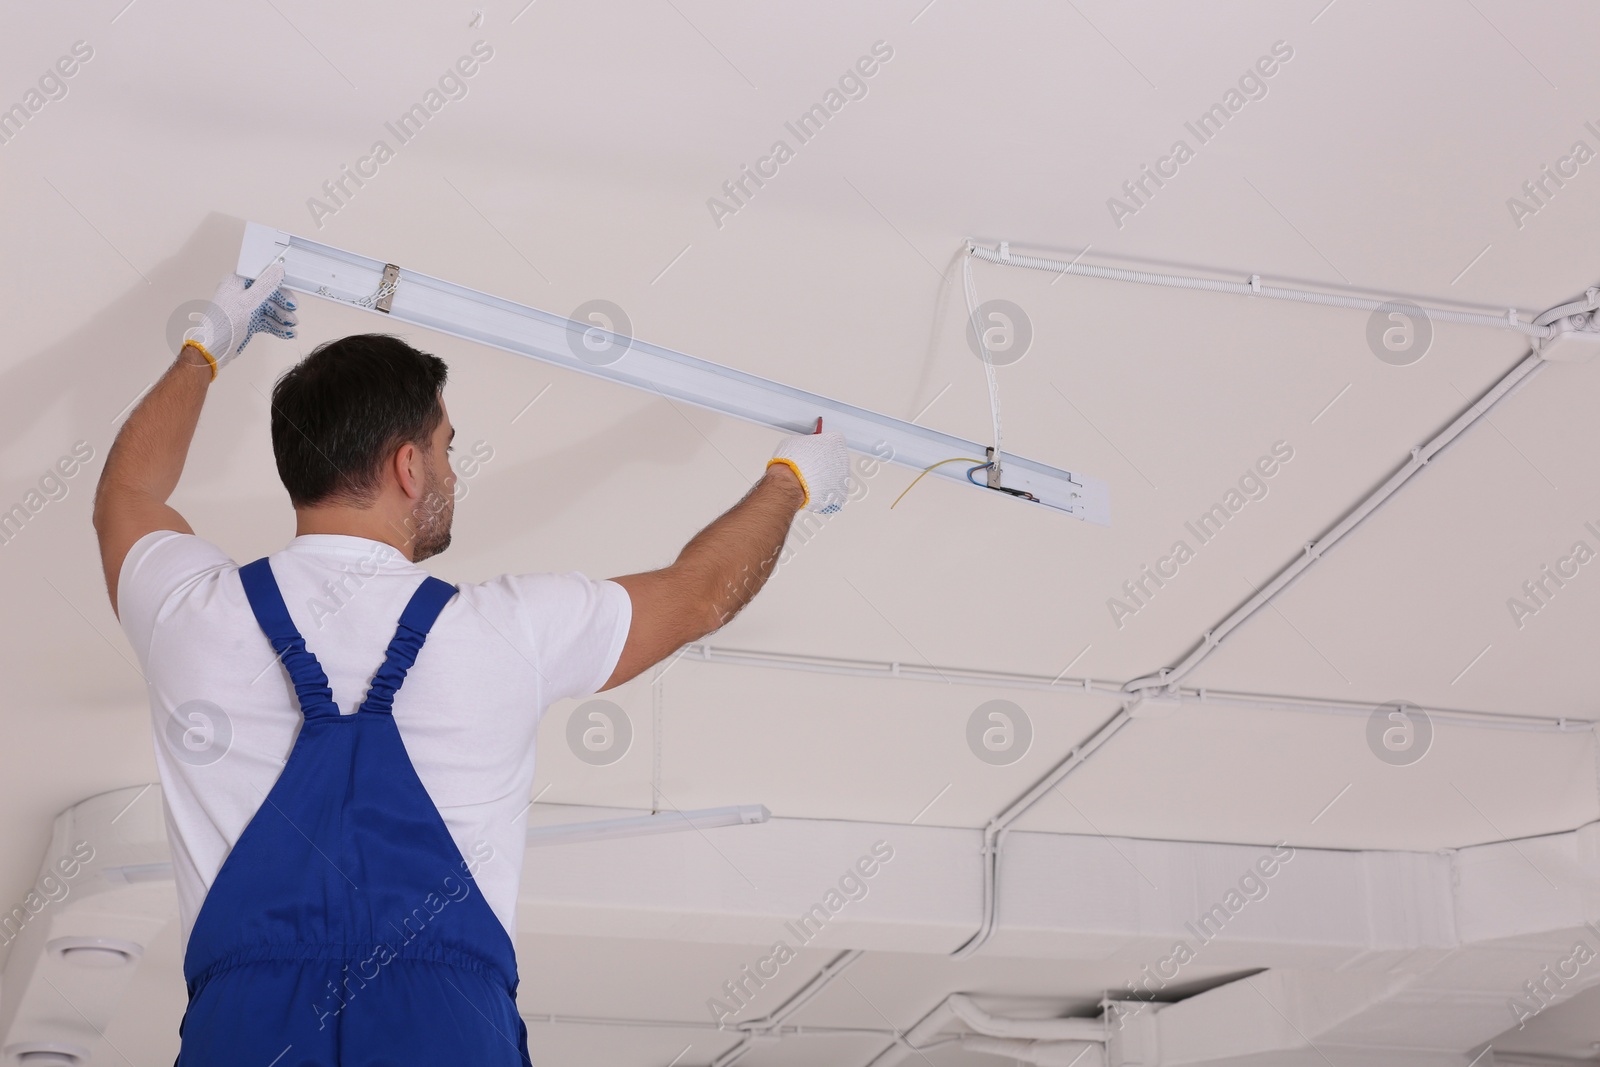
863 993 1107 1067
968 242 1564 339
876 1034 1102 1065
956 1037 1103 1067
520 1003 1107 1067
966 239 1590 697
675 642 1594 732
936 995 1105 1042
524 804 769 847
521 1012 890 1037
710 949 863 1067
684 920 1112 1065
1123 348 1548 695
950 701 1140 960
943 242 1598 962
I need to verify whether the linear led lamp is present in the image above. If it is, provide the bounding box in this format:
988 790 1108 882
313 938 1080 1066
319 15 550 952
524 804 770 847
236 223 1110 525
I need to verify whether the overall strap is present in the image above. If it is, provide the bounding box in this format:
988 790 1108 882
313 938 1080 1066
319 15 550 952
238 558 339 720
358 576 457 717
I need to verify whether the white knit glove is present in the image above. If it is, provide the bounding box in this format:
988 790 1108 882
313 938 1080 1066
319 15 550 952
769 431 850 514
181 262 298 378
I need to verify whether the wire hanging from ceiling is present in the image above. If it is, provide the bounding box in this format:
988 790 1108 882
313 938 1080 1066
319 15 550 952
962 246 1005 477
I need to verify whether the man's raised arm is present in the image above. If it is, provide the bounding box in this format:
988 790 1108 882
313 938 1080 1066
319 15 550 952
602 431 850 690
93 265 297 615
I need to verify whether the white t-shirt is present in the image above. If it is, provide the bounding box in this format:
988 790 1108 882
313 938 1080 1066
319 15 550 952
116 531 631 946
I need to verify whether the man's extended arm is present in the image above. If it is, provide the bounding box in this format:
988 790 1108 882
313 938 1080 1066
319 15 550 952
93 265 297 616
93 351 211 615
602 432 849 690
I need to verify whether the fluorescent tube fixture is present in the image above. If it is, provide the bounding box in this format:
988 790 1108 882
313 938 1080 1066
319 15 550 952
236 223 1110 525
524 804 770 847
100 862 174 884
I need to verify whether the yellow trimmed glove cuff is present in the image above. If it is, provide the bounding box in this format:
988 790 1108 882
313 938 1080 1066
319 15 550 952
769 431 850 514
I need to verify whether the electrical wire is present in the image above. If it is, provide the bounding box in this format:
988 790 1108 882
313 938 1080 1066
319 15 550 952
962 247 1005 477
890 457 987 509
970 464 1037 501
891 458 1040 509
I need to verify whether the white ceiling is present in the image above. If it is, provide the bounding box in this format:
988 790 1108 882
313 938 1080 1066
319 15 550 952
5 0 1600 1063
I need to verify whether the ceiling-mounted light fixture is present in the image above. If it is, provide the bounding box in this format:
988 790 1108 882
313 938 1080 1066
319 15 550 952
2 1043 90 1067
99 862 172 884
44 937 144 969
236 223 1111 525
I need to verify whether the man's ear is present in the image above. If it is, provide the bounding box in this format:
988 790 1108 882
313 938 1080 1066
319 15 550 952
393 441 423 501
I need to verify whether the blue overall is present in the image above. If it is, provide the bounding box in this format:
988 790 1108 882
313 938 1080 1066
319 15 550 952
175 558 532 1066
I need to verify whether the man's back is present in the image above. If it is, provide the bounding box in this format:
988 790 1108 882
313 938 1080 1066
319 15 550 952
118 529 630 944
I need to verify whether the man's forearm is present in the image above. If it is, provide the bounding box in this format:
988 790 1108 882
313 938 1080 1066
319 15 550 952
96 348 211 506
602 443 842 691
676 464 805 635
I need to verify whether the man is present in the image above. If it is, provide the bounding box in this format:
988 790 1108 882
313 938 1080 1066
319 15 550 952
92 264 850 1064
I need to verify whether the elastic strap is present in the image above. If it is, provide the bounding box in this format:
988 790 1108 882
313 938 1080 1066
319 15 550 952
238 558 338 719
358 576 457 716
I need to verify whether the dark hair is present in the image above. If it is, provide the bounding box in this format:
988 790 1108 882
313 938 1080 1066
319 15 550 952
270 334 448 507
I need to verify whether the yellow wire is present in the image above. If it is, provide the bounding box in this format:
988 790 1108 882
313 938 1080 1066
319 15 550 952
890 457 987 510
